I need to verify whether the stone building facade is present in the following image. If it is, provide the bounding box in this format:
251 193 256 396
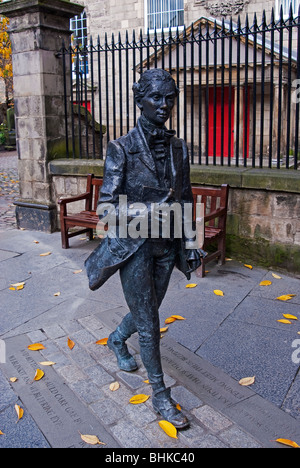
71 0 297 38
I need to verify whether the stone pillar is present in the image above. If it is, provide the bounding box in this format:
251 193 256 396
0 0 84 232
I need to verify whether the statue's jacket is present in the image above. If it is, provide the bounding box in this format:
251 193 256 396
85 118 195 291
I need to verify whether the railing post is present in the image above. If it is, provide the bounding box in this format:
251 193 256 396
0 0 84 232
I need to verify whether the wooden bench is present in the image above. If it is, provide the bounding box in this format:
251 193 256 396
58 175 229 278
58 174 103 249
192 184 229 277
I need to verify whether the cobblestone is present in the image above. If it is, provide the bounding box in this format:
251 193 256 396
0 151 19 231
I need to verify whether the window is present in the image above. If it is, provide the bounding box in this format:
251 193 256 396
145 0 184 32
70 11 88 47
275 0 299 18
70 12 88 75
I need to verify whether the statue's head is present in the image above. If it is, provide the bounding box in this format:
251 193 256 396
133 69 179 127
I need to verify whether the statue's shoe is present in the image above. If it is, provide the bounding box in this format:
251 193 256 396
152 388 189 429
107 330 138 372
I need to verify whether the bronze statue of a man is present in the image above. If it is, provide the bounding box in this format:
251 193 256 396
85 69 205 429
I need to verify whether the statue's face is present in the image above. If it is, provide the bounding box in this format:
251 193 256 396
139 79 176 127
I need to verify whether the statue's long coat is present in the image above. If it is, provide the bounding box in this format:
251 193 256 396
85 119 198 291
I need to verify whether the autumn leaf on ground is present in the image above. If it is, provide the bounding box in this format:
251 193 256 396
79 433 106 446
53 292 61 297
277 295 295 301
10 377 18 382
272 273 282 279
129 394 150 405
109 381 120 392
165 315 186 324
0 430 4 435
73 269 83 274
239 376 255 386
214 289 224 296
158 420 178 439
277 319 292 324
275 438 300 448
67 337 75 350
33 369 44 381
165 317 176 324
40 252 51 257
244 264 253 269
28 343 46 351
186 283 197 288
160 326 169 333
15 405 24 423
39 361 56 366
259 280 272 286
11 282 25 290
282 314 298 321
95 337 108 345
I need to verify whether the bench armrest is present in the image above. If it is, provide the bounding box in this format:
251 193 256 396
58 192 90 206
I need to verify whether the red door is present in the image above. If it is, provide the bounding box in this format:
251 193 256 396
208 87 234 158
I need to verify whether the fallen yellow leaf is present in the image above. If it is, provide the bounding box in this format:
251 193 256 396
176 403 182 411
277 295 295 301
67 337 75 350
144 379 149 384
39 361 56 366
239 376 255 386
160 326 169 333
11 282 25 288
129 394 150 405
15 404 24 422
79 433 106 446
95 337 108 345
283 314 298 321
73 269 83 274
186 283 197 288
33 240 39 244
109 381 120 392
165 317 176 324
10 377 18 383
40 252 51 257
33 369 45 381
259 280 272 286
170 315 186 320
277 319 292 324
158 420 178 439
214 289 224 296
272 273 282 279
28 343 46 351
244 264 253 269
54 292 61 297
275 438 300 448
0 430 4 435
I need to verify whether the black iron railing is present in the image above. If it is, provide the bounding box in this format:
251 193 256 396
59 7 300 169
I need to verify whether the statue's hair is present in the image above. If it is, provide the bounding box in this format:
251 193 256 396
132 69 179 100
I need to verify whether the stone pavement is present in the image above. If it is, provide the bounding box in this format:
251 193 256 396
0 152 299 450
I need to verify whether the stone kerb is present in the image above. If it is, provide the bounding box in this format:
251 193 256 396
0 0 84 232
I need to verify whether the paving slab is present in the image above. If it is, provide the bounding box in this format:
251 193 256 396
197 318 299 407
0 334 119 449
